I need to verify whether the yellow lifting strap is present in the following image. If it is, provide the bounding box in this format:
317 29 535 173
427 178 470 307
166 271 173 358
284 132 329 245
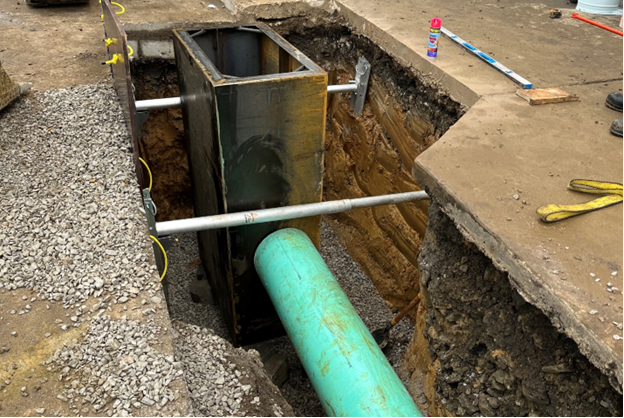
536 179 623 223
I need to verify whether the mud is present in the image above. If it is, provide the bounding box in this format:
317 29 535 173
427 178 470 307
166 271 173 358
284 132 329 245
413 202 623 417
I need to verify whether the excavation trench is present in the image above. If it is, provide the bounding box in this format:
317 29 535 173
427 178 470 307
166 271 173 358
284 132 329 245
129 15 622 417
130 19 452 415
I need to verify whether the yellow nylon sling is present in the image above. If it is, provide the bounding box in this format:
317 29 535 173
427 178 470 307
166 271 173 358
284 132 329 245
536 180 623 223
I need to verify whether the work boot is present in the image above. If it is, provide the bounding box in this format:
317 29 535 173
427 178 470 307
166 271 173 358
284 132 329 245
605 92 623 112
610 119 623 137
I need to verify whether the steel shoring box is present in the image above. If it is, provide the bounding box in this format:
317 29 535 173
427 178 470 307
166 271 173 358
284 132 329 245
173 24 327 346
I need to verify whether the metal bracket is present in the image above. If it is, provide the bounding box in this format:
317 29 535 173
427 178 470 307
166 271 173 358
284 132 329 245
142 188 166 274
350 56 371 116
135 109 149 137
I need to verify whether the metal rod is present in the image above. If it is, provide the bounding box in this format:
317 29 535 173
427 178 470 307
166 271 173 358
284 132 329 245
155 191 428 236
327 83 358 94
135 97 182 111
190 29 206 38
237 27 263 34
139 82 358 108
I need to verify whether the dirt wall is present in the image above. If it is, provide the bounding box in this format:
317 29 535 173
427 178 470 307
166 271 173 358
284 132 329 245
276 16 463 309
131 60 193 222
411 203 623 416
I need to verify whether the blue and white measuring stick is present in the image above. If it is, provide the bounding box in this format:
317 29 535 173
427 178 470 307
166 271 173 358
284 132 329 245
440 27 532 89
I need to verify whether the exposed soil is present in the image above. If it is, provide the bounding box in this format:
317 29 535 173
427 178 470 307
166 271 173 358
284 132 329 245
130 59 193 223
413 202 623 417
272 14 463 311
129 15 464 416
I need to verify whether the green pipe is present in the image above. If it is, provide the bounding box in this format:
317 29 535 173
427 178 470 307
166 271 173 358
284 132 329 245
254 228 422 417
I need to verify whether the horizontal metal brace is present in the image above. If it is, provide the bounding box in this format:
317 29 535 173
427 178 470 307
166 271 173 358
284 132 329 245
135 97 182 111
155 190 428 236
327 83 358 93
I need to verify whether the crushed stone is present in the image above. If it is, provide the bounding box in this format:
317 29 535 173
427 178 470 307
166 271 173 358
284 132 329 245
0 85 184 416
46 314 183 417
0 85 160 309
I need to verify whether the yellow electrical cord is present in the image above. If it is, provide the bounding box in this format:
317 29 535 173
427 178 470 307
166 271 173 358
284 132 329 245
149 235 168 281
104 38 117 47
126 44 133 57
138 157 153 191
100 1 126 20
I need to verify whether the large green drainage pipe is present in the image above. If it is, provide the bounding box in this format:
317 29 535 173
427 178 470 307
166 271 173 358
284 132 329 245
255 228 422 417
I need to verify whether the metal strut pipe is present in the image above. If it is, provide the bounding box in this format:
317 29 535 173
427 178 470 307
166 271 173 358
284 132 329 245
254 229 423 417
138 82 355 110
138 82 356 111
327 83 358 93
135 97 182 111
155 190 428 236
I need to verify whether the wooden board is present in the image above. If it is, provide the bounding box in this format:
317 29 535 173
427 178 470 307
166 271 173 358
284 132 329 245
516 88 579 105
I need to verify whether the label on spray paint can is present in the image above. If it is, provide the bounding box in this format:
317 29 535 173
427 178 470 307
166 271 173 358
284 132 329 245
427 18 442 58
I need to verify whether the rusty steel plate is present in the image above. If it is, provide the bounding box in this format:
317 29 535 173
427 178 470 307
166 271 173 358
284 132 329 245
174 24 327 346
101 0 143 185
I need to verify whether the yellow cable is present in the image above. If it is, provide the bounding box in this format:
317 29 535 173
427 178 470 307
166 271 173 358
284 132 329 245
138 157 153 191
149 235 168 282
111 2 125 15
126 44 133 57
100 1 125 20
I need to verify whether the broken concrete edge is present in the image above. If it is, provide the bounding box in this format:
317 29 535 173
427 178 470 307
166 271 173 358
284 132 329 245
412 161 623 393
227 0 331 19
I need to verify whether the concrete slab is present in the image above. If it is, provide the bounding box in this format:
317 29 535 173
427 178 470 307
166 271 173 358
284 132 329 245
337 0 622 93
414 82 623 387
225 0 329 19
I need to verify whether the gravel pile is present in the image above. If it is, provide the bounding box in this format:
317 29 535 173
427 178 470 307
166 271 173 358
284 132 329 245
46 314 183 416
0 85 160 307
166 233 228 337
0 85 187 416
171 322 251 416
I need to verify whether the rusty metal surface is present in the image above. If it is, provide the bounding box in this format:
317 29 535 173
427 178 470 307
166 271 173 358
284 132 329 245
101 0 143 186
174 25 327 346
0 62 20 112
173 31 235 338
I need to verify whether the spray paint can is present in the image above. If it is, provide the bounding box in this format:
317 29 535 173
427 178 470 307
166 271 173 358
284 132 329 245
427 18 442 58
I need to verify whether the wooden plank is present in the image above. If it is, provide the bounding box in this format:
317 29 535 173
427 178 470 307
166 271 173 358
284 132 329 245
516 88 579 105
